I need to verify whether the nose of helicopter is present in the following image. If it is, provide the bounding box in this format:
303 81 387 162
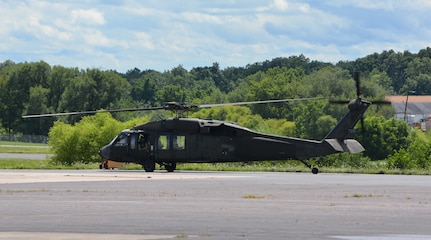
99 145 111 160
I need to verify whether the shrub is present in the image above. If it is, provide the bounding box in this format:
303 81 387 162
49 112 150 165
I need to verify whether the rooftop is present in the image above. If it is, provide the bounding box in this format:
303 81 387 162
385 96 431 103
385 96 431 115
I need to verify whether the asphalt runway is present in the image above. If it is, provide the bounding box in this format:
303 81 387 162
0 153 52 160
1 170 431 240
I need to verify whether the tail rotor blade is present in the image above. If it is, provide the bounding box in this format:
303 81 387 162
361 116 365 133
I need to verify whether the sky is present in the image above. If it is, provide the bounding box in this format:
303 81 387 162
1 0 431 73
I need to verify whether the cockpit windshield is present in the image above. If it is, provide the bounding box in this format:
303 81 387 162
110 131 129 146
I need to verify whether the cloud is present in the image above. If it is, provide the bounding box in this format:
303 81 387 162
71 9 105 25
325 0 431 11
271 0 289 11
1 0 430 72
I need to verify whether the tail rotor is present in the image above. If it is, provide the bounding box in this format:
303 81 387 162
354 72 366 132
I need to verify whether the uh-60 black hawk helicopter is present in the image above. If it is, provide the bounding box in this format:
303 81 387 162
23 73 373 174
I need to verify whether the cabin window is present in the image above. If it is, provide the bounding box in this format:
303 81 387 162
157 135 185 150
158 135 170 150
173 135 185 150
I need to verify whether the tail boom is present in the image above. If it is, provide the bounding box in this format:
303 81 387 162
294 138 364 160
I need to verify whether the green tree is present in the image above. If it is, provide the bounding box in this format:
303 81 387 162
255 118 296 136
192 87 227 105
21 85 52 135
415 74 431 95
365 69 394 96
292 101 328 140
405 57 431 80
387 130 431 170
401 74 431 95
336 49 413 94
0 60 16 70
58 69 130 123
0 61 51 133
130 73 158 104
58 75 97 115
387 139 430 170
166 65 195 89
315 115 338 138
226 71 263 103
246 67 306 119
303 66 354 99
48 66 79 111
369 69 393 92
357 116 410 160
209 62 232 93
155 85 190 103
0 74 10 132
49 121 80 165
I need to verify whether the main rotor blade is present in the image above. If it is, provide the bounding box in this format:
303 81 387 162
354 72 361 98
198 97 327 108
329 99 392 105
22 106 165 118
22 97 327 119
371 100 392 105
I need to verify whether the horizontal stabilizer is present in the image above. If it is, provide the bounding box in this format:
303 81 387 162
324 139 365 154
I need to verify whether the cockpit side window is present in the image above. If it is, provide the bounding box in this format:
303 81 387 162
130 133 137 150
114 133 128 147
137 133 151 151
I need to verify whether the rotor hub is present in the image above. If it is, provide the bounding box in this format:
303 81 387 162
348 98 363 111
163 102 198 118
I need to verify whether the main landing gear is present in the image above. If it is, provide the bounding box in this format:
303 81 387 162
143 159 155 172
164 162 177 172
142 159 177 173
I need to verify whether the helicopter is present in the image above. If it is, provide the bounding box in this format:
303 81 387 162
23 73 372 174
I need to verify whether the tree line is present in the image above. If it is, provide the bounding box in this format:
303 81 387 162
1 47 431 168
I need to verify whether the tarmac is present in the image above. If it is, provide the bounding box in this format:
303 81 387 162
1 170 431 239
0 153 52 160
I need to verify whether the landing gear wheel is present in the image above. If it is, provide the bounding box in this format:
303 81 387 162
143 160 155 172
164 163 176 172
301 160 318 174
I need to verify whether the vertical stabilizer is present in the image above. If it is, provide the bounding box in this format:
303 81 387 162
324 98 371 140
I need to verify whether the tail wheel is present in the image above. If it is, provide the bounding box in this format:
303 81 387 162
164 163 177 172
301 160 319 174
143 160 155 172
